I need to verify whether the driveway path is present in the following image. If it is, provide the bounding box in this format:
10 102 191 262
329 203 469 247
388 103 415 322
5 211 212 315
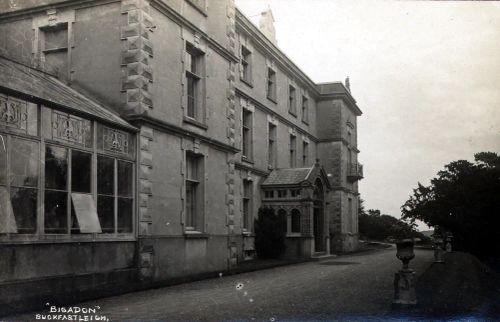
11 248 434 321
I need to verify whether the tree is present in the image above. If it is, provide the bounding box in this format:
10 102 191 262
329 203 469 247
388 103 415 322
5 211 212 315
401 152 500 257
359 209 423 241
254 207 286 259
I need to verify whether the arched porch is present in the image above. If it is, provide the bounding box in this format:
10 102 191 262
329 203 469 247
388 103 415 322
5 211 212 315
260 161 331 258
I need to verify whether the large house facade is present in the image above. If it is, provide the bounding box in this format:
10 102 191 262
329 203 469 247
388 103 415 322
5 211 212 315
0 0 362 313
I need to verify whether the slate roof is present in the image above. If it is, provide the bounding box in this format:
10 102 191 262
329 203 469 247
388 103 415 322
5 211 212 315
262 167 313 186
0 56 135 131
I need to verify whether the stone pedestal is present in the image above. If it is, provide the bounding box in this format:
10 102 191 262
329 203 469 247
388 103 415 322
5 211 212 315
393 269 417 305
445 241 452 253
445 235 453 253
434 246 445 263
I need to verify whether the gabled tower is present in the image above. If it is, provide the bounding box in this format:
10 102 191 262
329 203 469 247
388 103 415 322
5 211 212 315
316 81 363 252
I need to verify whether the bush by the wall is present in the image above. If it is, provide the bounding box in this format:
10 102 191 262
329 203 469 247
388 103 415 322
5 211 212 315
254 207 286 259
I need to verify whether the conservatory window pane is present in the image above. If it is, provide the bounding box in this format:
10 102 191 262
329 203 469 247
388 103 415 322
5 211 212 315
97 156 114 195
118 197 133 233
71 206 80 234
44 190 68 234
71 150 91 193
97 195 114 233
118 161 133 197
11 187 37 234
0 186 17 233
11 138 38 187
45 145 68 190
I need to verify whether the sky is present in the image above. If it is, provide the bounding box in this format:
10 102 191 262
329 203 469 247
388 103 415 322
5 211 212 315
235 0 500 229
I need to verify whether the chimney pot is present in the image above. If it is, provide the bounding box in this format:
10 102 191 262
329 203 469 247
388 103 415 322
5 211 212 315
259 7 277 45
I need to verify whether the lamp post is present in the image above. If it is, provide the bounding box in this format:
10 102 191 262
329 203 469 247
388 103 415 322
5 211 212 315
393 239 417 305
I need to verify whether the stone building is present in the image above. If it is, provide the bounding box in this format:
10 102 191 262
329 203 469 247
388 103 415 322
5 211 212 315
0 0 362 313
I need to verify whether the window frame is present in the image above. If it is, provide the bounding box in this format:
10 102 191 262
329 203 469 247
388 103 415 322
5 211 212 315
0 134 40 235
242 179 252 232
184 152 205 232
266 67 277 103
240 45 253 86
290 209 301 234
288 85 296 116
96 154 135 235
184 42 206 126
268 123 277 169
264 190 274 199
241 109 253 161
289 134 297 168
277 189 287 198
348 197 353 233
301 95 309 124
39 23 70 80
302 140 309 167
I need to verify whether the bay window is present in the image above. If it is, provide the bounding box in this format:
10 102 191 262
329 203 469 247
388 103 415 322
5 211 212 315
0 95 136 239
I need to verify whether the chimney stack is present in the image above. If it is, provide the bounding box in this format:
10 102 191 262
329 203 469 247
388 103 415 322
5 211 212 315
345 76 351 93
259 7 277 45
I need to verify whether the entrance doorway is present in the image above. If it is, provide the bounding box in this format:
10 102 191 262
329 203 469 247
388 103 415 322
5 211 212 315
313 207 324 252
313 178 325 253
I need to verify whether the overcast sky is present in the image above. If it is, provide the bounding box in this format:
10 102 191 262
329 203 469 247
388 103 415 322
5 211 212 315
235 0 500 229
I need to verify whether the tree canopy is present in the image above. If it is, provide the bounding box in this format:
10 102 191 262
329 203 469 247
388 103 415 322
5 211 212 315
358 200 425 242
401 152 500 257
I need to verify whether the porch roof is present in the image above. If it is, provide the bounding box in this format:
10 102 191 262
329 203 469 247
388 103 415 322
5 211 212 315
0 56 136 131
262 167 313 186
262 162 332 190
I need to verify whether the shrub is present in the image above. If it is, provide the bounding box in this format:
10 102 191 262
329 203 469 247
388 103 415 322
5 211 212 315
254 207 286 259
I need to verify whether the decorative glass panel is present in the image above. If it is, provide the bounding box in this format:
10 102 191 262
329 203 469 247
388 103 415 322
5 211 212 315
41 106 52 139
27 102 38 136
97 195 114 233
97 156 114 195
11 187 37 234
45 145 68 190
97 124 135 158
10 138 39 187
0 95 28 132
71 150 91 193
52 111 92 147
102 127 129 155
118 198 133 233
44 190 68 234
118 161 133 197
